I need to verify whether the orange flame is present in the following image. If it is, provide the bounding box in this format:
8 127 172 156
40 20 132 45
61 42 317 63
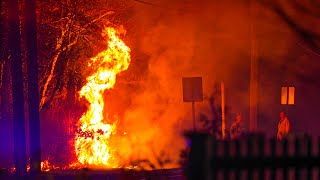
75 27 131 168
10 160 55 173
41 160 58 172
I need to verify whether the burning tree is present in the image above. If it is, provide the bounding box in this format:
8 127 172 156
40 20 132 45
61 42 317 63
36 0 134 166
1 0 135 170
37 0 127 109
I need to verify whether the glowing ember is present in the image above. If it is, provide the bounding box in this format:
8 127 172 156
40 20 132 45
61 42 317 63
10 160 55 173
75 27 131 167
41 160 54 172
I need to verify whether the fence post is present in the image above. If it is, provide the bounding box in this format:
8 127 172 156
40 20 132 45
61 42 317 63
258 135 264 180
283 138 288 180
247 137 253 180
294 137 301 179
235 140 241 180
306 136 312 180
270 138 276 180
318 137 320 180
223 140 230 180
212 138 218 180
185 132 208 180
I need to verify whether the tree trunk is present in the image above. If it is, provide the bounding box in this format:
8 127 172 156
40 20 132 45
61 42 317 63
0 0 4 61
25 0 41 175
1 0 14 167
0 0 4 107
0 61 14 168
8 0 27 176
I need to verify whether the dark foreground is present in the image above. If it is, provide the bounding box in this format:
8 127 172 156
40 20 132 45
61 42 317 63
0 168 186 180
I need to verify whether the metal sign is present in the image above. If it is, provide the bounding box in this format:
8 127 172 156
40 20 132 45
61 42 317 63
182 77 203 102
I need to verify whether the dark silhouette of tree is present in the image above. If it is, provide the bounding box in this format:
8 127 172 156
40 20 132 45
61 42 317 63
198 84 233 139
0 0 4 65
25 0 41 175
0 0 12 168
261 0 320 56
37 0 130 110
8 0 27 176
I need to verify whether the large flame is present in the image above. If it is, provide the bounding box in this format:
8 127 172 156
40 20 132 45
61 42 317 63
75 27 131 167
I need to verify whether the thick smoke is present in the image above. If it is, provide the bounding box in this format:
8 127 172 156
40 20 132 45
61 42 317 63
113 0 297 168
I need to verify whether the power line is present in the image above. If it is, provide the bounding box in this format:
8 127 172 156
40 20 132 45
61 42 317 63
132 0 160 7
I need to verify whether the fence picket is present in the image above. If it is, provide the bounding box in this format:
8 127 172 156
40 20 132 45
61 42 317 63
185 133 320 180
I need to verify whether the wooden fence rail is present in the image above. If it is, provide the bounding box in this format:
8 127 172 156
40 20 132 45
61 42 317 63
185 132 320 180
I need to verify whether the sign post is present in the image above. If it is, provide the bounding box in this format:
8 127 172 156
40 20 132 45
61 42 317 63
221 82 226 139
182 77 203 131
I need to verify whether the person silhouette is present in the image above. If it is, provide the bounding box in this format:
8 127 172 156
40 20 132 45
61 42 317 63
230 114 243 140
277 111 290 140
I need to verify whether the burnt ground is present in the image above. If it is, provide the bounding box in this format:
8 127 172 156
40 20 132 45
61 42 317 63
0 168 186 180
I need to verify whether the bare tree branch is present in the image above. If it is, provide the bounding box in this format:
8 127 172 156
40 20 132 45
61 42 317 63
260 0 320 56
39 9 114 109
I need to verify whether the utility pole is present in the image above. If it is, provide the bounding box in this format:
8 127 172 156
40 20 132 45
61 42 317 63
249 0 258 131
